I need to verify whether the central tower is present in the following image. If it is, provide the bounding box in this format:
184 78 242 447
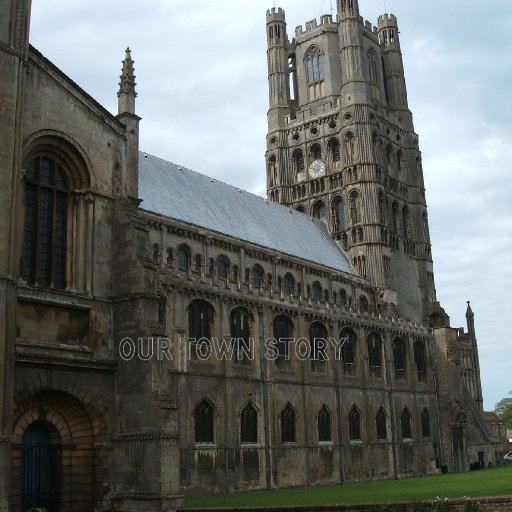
265 0 435 322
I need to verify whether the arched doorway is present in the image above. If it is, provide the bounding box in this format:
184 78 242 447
12 390 105 512
22 421 61 511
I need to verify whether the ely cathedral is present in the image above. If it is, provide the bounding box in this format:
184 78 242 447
0 1 503 511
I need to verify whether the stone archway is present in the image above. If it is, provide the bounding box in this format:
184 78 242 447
11 390 105 512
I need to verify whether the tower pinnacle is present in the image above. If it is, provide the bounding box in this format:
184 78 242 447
118 47 137 115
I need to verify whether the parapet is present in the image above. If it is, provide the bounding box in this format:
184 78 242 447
266 6 286 22
295 14 336 37
377 13 398 28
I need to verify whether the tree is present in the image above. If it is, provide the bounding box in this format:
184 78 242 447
495 392 512 431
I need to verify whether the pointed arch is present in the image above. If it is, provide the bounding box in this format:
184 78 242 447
401 408 413 439
344 132 356 165
349 405 361 440
327 137 341 170
367 50 378 83
268 155 278 187
230 307 253 365
402 205 409 238
292 148 305 174
376 408 387 440
414 340 427 382
332 195 345 231
318 405 332 442
194 398 215 443
349 190 361 224
281 403 297 443
305 45 325 100
240 402 258 443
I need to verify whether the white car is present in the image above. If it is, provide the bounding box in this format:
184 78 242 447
505 451 512 462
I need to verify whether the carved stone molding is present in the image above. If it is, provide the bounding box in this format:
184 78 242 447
112 432 179 442
0 434 13 444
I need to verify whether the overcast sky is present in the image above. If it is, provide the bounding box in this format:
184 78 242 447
29 0 511 410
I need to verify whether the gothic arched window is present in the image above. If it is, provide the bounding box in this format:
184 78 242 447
328 138 341 169
332 196 345 231
344 132 356 165
281 403 297 443
305 46 325 100
188 300 213 358
393 338 407 380
230 308 252 365
241 403 258 444
283 273 295 295
309 143 322 162
292 149 305 174
195 399 215 443
273 315 294 368
306 47 324 83
349 190 361 224
368 51 378 83
337 289 347 307
252 265 264 289
401 408 413 439
310 321 328 372
311 282 322 302
313 200 327 220
376 408 387 440
414 340 427 382
318 405 332 442
21 155 70 289
217 256 230 280
268 155 278 187
349 406 361 440
177 245 190 271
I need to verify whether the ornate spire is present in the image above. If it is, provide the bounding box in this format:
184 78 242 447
118 47 137 115
466 300 474 318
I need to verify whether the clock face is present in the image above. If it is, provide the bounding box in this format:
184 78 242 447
309 159 325 178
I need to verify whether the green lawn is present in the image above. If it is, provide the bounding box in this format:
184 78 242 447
185 466 512 508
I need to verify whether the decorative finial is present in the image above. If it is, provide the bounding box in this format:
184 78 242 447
118 47 137 115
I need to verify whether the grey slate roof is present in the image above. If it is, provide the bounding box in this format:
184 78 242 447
138 152 354 275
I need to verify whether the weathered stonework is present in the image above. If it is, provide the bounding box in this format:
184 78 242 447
0 1 502 511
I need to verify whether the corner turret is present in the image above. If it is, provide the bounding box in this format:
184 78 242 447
378 14 410 122
337 0 360 19
337 0 366 104
266 7 291 130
